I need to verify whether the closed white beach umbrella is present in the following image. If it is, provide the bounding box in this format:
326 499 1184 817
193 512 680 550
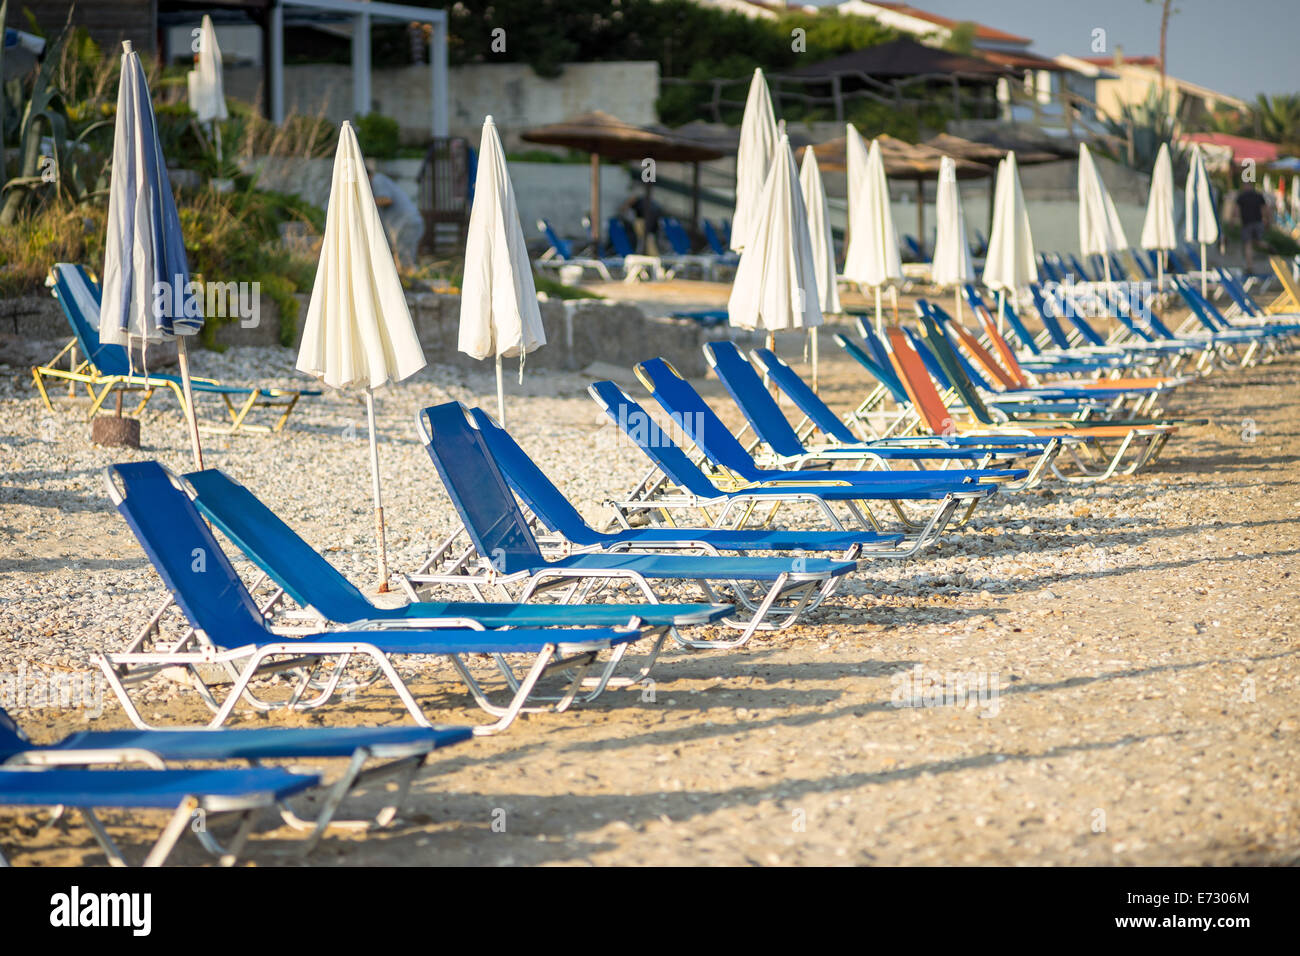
728 134 822 343
799 147 838 389
296 121 426 591
1290 175 1300 225
842 123 871 283
1185 144 1219 296
187 15 228 157
798 147 840 315
731 68 777 253
1078 143 1128 280
931 155 974 316
844 135 902 331
982 152 1038 327
458 115 545 426
1141 143 1177 290
101 41 205 469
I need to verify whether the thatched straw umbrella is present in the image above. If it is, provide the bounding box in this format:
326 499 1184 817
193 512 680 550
521 110 724 249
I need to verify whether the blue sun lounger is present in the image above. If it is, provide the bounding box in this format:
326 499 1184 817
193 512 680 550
535 219 621 280
0 705 470 857
413 402 856 650
633 356 1027 489
705 341 1058 488
0 761 318 866
99 462 658 733
34 264 319 432
463 404 906 563
589 379 989 550
757 342 1058 452
1175 276 1300 339
181 466 731 632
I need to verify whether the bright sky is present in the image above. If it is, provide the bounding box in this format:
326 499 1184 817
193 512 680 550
816 0 1300 101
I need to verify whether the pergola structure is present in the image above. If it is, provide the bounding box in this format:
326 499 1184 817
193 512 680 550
268 0 448 136
159 1 448 137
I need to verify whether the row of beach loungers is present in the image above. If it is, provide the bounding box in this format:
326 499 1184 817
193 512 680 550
5 260 1298 865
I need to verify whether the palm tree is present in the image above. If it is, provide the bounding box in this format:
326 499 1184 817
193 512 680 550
1251 93 1300 149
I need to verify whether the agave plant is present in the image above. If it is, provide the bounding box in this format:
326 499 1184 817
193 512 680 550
1103 86 1187 176
0 3 114 226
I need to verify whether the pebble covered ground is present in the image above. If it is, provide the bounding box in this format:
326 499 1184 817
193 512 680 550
0 330 1297 866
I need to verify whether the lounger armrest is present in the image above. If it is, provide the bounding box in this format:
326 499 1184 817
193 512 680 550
335 617 488 631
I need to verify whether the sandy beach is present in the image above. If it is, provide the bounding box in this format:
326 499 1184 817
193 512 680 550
2 320 1297 866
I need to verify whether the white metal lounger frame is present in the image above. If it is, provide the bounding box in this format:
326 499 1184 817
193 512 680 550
6 737 452 857
411 412 850 650
588 384 985 550
0 776 295 867
98 469 658 735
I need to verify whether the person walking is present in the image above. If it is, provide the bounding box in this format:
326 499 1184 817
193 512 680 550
1234 181 1271 274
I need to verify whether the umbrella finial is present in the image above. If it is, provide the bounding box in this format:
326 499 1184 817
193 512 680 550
485 114 495 125
122 40 134 54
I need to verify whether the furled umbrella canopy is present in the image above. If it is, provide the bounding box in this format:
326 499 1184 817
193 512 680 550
296 121 426 590
1185 144 1219 295
1185 144 1219 245
101 41 205 467
798 146 838 390
841 123 873 282
728 134 822 333
1078 143 1129 271
731 69 778 252
844 135 902 330
459 115 545 425
187 14 228 125
1141 143 1177 251
1141 142 1177 290
931 156 974 290
798 147 841 316
982 152 1038 294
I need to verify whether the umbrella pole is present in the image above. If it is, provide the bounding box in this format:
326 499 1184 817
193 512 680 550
916 179 925 260
1200 244 1207 297
495 352 506 426
590 154 601 251
891 286 899 324
764 331 776 393
1157 252 1163 293
874 287 883 334
175 338 205 471
954 288 962 322
365 387 389 593
996 289 1006 334
810 328 819 394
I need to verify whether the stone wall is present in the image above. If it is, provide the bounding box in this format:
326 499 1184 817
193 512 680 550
405 294 721 378
1 291 719 379
222 60 660 149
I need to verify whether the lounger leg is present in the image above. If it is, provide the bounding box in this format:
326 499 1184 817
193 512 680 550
31 368 54 411
82 808 132 867
87 383 116 419
468 644 571 735
272 395 301 432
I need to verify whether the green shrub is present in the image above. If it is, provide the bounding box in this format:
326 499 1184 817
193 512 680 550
353 112 400 159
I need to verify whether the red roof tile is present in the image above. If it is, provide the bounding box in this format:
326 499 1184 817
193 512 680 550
867 2 1032 46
